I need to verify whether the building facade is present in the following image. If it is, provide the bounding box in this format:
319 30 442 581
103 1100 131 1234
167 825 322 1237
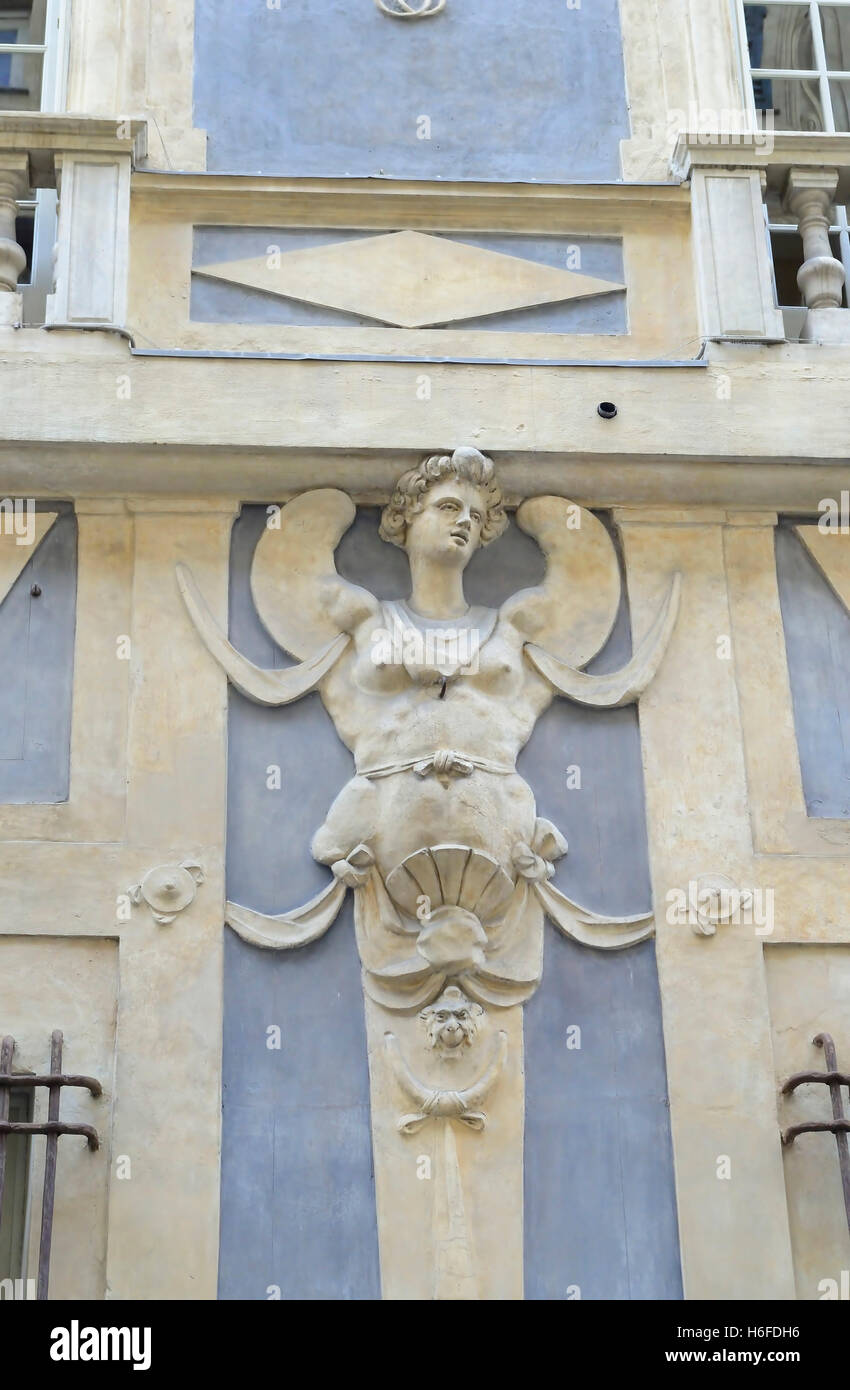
1 0 849 1302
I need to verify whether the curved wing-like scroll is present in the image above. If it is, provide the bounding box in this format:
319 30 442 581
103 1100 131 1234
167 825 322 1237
501 495 680 710
176 563 350 707
251 489 378 660
525 572 681 710
533 878 654 950
226 879 348 950
501 496 622 669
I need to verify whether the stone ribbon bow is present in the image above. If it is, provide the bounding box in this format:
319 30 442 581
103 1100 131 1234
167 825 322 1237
385 1031 509 1135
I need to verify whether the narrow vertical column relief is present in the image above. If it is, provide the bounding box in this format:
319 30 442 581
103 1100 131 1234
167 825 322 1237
179 448 680 1298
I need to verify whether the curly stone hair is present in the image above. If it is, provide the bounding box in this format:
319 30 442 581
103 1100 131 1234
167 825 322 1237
379 447 508 550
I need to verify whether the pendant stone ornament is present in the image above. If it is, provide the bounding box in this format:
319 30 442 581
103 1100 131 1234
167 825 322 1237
178 446 681 1297
375 0 445 16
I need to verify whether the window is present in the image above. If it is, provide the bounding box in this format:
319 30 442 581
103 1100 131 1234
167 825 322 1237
0 3 58 112
741 1 850 130
0 29 16 90
0 2 69 324
738 2 850 333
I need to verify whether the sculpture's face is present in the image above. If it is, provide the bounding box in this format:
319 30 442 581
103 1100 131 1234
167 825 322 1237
421 987 484 1054
405 477 487 567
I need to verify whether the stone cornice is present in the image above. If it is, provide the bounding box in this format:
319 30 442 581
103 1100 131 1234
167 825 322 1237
0 114 148 186
671 131 850 202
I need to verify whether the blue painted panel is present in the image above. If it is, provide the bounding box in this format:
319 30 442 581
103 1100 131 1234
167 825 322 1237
776 522 850 818
524 934 683 1301
220 504 679 1300
194 0 630 181
520 519 680 1299
192 228 627 334
219 915 381 1301
0 508 76 805
519 520 652 919
220 506 380 1301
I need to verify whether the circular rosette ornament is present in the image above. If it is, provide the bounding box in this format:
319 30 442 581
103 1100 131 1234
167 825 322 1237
374 0 445 16
386 845 513 974
691 873 741 937
129 861 205 925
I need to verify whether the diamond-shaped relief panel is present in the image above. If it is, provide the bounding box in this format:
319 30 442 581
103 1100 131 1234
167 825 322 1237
193 230 625 331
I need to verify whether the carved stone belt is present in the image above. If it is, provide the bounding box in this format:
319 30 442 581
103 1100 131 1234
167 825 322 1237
358 750 515 781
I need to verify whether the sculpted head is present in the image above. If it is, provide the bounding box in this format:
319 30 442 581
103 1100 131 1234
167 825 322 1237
380 447 507 569
420 985 484 1056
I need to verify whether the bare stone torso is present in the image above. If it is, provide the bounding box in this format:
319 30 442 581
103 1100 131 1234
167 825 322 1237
313 607 553 876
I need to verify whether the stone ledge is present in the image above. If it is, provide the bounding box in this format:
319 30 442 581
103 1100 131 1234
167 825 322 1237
0 113 148 187
671 130 850 203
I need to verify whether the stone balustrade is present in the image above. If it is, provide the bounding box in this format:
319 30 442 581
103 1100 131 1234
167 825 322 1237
672 132 850 345
0 115 147 332
784 168 847 342
0 158 28 323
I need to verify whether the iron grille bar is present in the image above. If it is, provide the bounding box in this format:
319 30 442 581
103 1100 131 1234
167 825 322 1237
0 1031 101 1300
781 1032 850 1241
0 1036 13 1221
0 1074 101 1096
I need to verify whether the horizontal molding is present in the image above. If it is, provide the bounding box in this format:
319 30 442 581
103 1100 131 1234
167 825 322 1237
0 450 847 513
0 113 148 187
131 170 691 233
1 344 848 503
672 131 850 203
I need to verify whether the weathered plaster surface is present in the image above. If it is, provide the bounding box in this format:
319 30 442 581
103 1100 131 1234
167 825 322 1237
2 0 850 1305
194 0 629 181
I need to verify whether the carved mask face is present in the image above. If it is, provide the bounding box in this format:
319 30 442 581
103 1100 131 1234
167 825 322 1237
405 478 487 568
420 987 484 1053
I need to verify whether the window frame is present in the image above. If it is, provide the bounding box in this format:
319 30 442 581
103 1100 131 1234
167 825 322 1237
0 10 32 96
736 0 850 312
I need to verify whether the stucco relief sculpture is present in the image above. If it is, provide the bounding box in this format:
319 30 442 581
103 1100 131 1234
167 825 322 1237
375 0 446 17
177 447 680 1012
420 985 484 1056
385 993 508 1299
128 860 205 925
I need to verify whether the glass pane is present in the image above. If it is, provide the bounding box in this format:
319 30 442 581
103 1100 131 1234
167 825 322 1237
0 31 14 88
821 5 850 71
0 2 44 112
830 78 850 128
14 211 33 285
770 227 805 306
761 74 825 129
745 3 814 72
